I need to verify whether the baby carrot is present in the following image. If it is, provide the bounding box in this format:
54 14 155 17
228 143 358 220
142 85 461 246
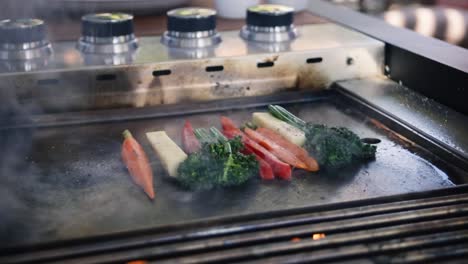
122 130 155 199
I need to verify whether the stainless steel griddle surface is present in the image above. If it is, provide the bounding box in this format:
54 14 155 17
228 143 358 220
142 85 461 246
0 94 455 248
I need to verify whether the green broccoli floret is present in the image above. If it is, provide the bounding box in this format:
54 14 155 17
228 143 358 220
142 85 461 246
177 132 258 191
269 105 377 169
219 149 258 187
177 151 221 190
304 124 376 169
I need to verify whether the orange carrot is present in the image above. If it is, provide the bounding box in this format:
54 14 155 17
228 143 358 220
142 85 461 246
244 128 309 170
257 127 319 172
122 130 155 199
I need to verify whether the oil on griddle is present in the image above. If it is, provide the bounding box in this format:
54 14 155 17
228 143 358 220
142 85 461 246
0 99 454 247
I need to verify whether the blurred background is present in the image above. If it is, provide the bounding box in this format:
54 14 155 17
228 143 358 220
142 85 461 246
332 0 468 48
0 0 466 48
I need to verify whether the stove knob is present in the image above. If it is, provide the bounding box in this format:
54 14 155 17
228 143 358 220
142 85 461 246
78 13 138 54
162 7 221 48
241 4 298 42
0 18 52 62
0 18 47 44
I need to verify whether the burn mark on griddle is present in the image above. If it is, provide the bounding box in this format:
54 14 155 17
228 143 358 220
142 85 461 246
211 82 247 97
295 67 329 90
263 55 279 63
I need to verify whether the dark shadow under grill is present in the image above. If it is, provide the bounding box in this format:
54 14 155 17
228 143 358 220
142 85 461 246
2 185 468 264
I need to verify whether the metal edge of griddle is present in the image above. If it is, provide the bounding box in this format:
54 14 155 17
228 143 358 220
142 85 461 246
1 184 468 260
43 213 468 263
7 201 468 263
0 23 384 113
332 81 468 179
0 90 332 130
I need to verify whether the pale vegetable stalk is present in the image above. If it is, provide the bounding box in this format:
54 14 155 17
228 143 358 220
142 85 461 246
146 131 188 178
252 112 306 146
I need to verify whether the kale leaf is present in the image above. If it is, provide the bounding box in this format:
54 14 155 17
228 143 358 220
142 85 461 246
177 137 258 190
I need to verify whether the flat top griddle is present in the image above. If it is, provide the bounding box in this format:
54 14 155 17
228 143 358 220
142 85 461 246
0 90 459 249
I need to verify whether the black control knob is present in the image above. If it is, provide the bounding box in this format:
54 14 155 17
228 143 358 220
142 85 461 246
162 8 221 48
78 13 138 54
0 18 52 64
241 5 298 43
81 13 134 38
0 18 47 44
167 8 217 33
246 5 294 28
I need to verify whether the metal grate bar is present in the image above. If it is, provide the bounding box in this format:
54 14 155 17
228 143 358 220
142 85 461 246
32 205 468 263
75 204 468 263
148 218 468 264
2 188 468 264
239 231 468 264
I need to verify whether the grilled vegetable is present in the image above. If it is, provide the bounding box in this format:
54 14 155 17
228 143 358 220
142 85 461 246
268 105 307 129
244 127 309 170
253 153 275 180
224 130 292 180
221 116 292 180
252 112 306 146
241 121 258 131
182 120 201 154
146 131 188 178
257 127 319 172
269 105 377 169
225 127 274 180
121 130 155 199
303 124 377 168
177 129 258 190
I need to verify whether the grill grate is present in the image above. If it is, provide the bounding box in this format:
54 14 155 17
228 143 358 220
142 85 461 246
1 185 468 264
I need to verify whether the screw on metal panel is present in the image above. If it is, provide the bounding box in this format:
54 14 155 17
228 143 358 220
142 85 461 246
384 65 390 74
346 57 354 65
384 65 391 77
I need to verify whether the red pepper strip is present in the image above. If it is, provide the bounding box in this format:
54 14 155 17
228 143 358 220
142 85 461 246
222 122 291 180
257 127 319 172
242 147 274 180
221 116 291 179
220 116 242 134
122 130 155 199
244 128 309 170
182 120 201 154
219 117 275 179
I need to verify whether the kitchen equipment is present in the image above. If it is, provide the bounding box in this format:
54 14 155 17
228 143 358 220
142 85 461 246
240 4 299 43
77 12 138 66
0 19 52 72
3 185 468 263
0 0 467 263
77 12 138 54
161 7 221 49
